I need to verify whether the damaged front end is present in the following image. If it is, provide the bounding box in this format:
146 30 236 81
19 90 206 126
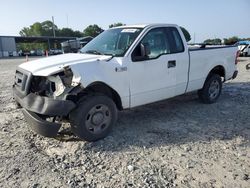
13 66 82 137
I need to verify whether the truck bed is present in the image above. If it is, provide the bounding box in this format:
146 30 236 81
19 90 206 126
186 45 238 92
188 44 235 51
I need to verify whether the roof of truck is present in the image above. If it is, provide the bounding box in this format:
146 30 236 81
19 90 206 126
113 23 178 29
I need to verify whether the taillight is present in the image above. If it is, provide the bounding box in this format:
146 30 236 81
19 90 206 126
235 50 240 65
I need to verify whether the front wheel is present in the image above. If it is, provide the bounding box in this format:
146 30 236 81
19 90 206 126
198 74 222 104
246 63 250 70
69 95 117 141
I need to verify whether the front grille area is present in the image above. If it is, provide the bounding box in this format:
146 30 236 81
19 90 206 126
15 70 27 90
14 68 32 97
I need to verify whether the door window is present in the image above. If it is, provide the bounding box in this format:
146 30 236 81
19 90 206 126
142 28 170 59
166 27 184 53
131 28 170 61
131 27 185 61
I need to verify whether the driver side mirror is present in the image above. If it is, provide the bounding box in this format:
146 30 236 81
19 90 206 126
132 42 151 61
140 43 151 57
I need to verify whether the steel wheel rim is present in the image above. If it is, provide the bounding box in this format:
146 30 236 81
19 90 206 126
208 80 220 100
85 104 111 134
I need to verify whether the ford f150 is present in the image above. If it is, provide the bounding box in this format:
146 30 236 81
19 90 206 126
13 24 239 141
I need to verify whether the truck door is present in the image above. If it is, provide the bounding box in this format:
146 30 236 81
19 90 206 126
128 27 189 107
167 27 189 96
128 27 187 107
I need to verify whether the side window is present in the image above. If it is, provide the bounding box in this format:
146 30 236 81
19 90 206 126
141 28 170 59
131 27 184 61
131 28 171 60
166 27 184 53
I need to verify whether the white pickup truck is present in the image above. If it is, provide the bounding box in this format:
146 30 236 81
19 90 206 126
13 24 239 141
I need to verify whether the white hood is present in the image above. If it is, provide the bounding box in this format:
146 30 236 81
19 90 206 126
19 53 111 76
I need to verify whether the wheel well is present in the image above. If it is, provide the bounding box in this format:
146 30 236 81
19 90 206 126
208 65 225 80
83 82 123 110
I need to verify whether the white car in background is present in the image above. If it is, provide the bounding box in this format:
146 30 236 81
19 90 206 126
237 41 250 57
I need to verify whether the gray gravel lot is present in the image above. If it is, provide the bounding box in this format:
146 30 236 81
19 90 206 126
0 57 249 188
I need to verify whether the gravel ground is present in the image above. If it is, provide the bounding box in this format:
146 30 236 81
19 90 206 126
0 57 249 188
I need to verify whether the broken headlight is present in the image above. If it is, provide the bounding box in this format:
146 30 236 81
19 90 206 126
30 67 81 98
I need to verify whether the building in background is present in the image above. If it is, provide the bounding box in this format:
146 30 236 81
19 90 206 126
0 37 17 57
0 36 77 58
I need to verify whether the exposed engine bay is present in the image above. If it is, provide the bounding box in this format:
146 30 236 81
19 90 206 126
29 66 82 101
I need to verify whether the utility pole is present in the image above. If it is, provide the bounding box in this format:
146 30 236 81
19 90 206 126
52 16 56 37
66 14 69 28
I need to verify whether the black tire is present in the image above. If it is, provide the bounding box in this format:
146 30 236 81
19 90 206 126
198 74 222 104
69 94 117 141
246 63 250 70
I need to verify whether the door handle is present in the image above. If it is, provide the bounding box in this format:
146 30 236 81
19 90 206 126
168 60 176 68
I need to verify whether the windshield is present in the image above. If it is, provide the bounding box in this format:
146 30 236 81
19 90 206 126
80 28 143 56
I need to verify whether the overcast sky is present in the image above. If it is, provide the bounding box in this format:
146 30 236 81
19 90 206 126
0 0 249 42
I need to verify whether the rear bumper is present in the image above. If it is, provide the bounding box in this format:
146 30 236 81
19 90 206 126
22 109 61 137
232 70 238 79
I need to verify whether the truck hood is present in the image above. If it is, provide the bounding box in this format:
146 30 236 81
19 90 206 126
19 53 112 76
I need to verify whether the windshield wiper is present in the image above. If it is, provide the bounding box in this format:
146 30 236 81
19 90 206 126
103 53 115 57
83 50 115 61
84 50 103 55
103 53 115 61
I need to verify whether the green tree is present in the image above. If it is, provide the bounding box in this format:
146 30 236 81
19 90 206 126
57 28 83 37
223 36 239 45
73 30 84 38
204 38 222 45
19 20 58 50
19 20 86 51
180 27 191 42
19 27 33 36
58 28 75 37
109 22 125 28
41 20 58 36
19 20 58 36
20 22 43 36
83 24 104 37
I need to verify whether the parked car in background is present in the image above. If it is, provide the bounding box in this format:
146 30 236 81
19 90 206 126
8 51 13 57
49 48 63 55
61 36 93 53
30 49 44 56
30 50 36 56
237 41 250 57
18 50 31 56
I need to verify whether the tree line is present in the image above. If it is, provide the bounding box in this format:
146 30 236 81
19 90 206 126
18 20 191 51
20 20 249 48
20 20 192 41
20 21 128 38
204 36 250 45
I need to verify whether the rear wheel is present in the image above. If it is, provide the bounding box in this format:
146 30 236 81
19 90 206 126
198 74 222 104
69 94 117 141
